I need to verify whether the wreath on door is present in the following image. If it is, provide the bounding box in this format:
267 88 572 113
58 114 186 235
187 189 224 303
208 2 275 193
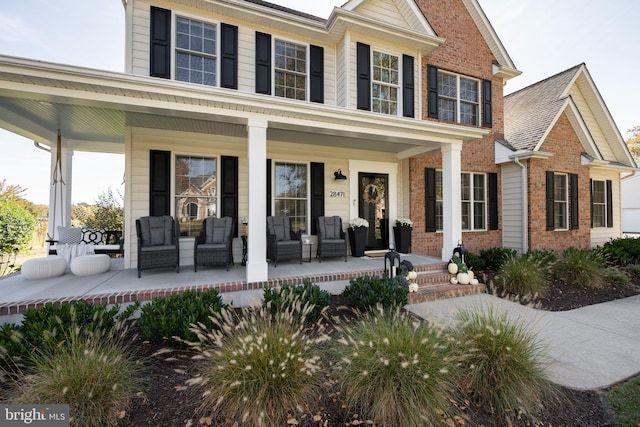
362 178 385 205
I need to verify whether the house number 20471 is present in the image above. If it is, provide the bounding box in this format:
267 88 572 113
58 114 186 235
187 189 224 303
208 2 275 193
330 191 345 198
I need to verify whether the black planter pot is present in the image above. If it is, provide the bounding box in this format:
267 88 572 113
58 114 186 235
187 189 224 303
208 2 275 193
348 227 367 257
393 226 412 253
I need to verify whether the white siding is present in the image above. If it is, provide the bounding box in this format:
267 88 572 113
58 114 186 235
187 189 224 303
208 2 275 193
126 127 404 268
355 0 409 29
501 163 524 252
590 170 622 247
131 1 150 76
568 86 616 161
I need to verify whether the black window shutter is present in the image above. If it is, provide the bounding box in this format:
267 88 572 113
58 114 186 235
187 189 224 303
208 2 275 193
221 156 239 237
255 32 271 94
310 45 324 103
546 171 555 231
488 172 498 230
427 65 439 119
356 42 371 111
606 179 613 228
149 150 171 216
150 6 171 79
402 55 414 118
266 159 272 216
310 162 325 235
220 23 238 89
569 173 579 229
425 168 436 232
482 79 493 127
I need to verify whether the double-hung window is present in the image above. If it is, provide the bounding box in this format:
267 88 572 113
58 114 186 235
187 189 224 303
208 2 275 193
175 155 217 237
175 16 217 86
274 162 308 233
553 173 568 230
437 72 479 125
591 180 606 227
372 50 399 115
435 171 486 231
274 40 307 101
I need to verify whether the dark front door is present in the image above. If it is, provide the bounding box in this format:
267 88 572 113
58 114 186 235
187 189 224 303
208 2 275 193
358 173 389 250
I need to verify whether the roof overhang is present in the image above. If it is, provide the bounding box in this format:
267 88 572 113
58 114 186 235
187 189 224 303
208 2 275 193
0 55 487 157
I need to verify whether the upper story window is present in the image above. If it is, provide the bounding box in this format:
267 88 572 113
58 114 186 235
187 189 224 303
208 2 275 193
175 155 217 237
372 51 399 115
274 162 308 233
175 16 217 86
438 72 479 125
274 40 307 101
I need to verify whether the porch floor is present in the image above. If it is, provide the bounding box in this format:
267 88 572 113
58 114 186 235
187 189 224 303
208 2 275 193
0 253 445 320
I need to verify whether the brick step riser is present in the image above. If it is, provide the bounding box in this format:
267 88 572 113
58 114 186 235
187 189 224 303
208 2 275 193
408 283 487 304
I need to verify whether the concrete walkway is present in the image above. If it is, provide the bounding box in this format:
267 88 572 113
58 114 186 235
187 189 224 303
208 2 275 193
405 293 640 390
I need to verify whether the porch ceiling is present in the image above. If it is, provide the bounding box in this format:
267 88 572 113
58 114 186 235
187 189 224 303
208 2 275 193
0 56 487 156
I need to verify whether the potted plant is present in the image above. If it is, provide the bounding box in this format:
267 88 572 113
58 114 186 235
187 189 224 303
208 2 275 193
348 217 369 257
393 217 413 253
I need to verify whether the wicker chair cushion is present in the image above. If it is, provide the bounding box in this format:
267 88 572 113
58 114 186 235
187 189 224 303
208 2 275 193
267 217 291 241
141 244 177 252
197 243 227 250
205 217 232 244
139 216 174 246
319 216 342 239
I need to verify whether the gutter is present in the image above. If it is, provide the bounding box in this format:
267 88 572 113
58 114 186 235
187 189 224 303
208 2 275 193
33 141 50 153
513 157 528 253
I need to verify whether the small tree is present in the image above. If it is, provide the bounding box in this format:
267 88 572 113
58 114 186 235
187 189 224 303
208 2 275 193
74 188 123 231
0 198 37 254
627 125 640 162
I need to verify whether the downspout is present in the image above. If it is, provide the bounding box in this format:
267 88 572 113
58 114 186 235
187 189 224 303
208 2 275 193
513 157 528 253
33 141 50 153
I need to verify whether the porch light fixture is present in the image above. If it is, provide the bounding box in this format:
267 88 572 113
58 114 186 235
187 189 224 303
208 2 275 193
334 169 347 180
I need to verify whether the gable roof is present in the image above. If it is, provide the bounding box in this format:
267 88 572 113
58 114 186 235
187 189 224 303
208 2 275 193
504 64 637 169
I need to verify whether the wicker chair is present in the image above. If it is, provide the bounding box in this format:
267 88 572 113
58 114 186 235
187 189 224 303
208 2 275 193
317 216 347 262
266 216 302 267
136 215 180 278
194 216 235 272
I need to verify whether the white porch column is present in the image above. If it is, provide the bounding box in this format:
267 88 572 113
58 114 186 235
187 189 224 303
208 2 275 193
246 117 269 283
441 143 462 261
47 136 73 240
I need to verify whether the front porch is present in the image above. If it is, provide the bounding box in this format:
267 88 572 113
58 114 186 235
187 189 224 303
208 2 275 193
0 253 485 324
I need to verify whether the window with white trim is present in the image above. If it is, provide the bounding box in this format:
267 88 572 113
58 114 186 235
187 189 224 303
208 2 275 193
437 72 479 125
274 40 307 100
554 173 568 230
435 171 487 231
591 180 606 227
175 16 217 86
372 50 399 115
175 155 217 237
274 162 308 233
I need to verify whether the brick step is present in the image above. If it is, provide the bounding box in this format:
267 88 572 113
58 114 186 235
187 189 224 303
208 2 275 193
408 282 487 304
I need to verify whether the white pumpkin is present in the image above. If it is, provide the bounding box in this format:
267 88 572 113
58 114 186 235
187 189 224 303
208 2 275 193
457 272 470 285
408 271 418 280
448 262 459 275
450 276 458 285
408 283 419 293
470 278 479 286
468 270 474 280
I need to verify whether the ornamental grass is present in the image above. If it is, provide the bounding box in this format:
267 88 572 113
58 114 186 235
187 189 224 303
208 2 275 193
330 306 461 427
496 253 549 297
453 305 558 423
184 296 329 426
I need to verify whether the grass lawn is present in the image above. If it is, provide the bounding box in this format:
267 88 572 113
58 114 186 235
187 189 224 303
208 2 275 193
607 376 640 426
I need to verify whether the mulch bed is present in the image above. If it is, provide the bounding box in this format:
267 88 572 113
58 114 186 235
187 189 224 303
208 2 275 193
121 280 640 426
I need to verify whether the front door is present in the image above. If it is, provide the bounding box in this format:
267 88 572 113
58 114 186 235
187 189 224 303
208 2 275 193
358 173 389 250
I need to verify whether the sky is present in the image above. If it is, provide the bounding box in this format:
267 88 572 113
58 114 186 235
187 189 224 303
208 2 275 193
0 0 638 205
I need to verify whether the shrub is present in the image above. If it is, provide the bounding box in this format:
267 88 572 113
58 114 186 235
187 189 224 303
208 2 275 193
10 320 145 427
453 306 557 423
496 254 549 297
525 249 558 269
342 275 408 312
0 198 37 254
602 237 640 266
137 288 227 347
185 297 326 426
263 280 330 324
465 251 486 271
330 308 460 426
1 301 137 366
479 247 518 271
552 248 605 288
